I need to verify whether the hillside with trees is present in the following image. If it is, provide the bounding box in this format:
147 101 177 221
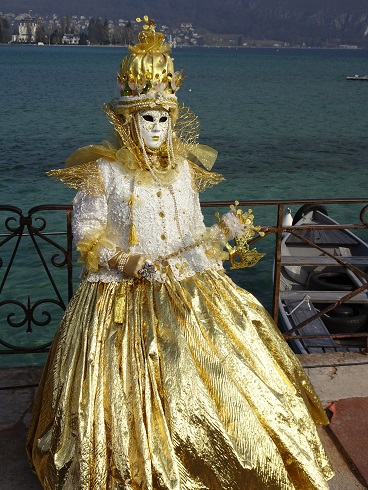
2 0 368 46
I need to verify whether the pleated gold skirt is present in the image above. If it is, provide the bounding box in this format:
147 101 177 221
27 270 334 489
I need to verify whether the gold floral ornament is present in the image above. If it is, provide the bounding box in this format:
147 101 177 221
213 202 265 269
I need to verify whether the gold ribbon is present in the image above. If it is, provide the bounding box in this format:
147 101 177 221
187 144 218 171
65 143 117 168
65 143 151 175
76 231 116 272
114 281 134 323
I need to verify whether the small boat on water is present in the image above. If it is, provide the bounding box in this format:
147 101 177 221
278 205 368 354
346 75 368 81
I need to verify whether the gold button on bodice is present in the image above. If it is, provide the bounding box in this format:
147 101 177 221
157 191 162 197
161 234 167 240
159 211 165 218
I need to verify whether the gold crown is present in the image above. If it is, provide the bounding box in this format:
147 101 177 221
116 16 184 118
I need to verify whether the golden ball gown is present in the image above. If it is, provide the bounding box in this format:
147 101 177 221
27 157 334 489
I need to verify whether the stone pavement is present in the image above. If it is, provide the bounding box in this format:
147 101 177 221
0 366 42 490
297 352 368 489
327 398 368 487
1 353 368 489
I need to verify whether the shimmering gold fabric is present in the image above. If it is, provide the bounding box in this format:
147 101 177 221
27 271 334 489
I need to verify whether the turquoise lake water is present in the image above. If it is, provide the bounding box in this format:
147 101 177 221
1 45 368 365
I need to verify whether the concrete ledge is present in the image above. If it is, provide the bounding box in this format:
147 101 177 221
297 352 368 406
0 367 43 432
0 366 44 390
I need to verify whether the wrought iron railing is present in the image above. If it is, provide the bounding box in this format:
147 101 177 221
0 199 367 356
0 205 73 354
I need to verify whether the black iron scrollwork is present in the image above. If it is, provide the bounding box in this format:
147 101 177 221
0 205 73 354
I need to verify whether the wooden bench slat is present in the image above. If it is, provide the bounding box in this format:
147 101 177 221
281 256 368 266
280 291 368 303
286 229 360 246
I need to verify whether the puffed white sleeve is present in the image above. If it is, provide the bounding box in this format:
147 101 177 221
72 190 117 272
191 188 207 234
190 183 225 271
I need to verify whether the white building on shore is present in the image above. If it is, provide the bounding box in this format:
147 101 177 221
11 13 37 43
61 33 80 44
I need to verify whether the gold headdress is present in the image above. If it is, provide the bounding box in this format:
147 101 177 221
116 16 184 120
48 16 223 197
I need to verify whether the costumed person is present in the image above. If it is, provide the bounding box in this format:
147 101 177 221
27 16 334 489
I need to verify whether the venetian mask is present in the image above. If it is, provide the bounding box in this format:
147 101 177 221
137 109 170 150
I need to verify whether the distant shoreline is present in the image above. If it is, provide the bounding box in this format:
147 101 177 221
1 42 367 50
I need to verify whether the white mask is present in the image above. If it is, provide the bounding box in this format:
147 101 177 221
137 109 170 150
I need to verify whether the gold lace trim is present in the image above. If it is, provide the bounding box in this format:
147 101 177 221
46 161 105 196
189 162 224 193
